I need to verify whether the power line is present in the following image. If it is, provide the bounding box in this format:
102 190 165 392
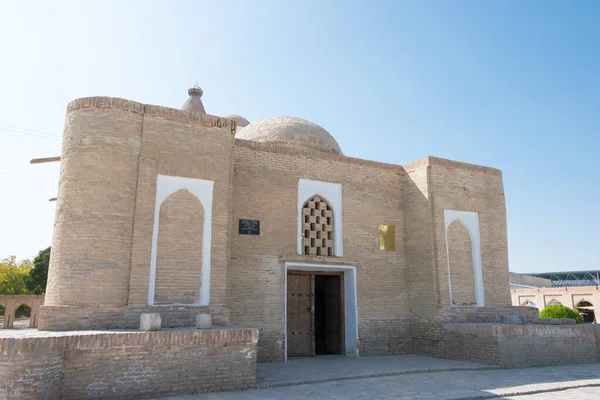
0 123 58 137
0 123 60 140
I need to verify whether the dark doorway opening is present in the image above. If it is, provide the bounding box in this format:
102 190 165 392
287 272 344 358
577 301 595 323
315 275 342 355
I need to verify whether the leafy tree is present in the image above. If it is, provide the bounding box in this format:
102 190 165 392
27 247 50 295
0 256 32 295
540 304 584 324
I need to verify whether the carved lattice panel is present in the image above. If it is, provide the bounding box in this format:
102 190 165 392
302 196 334 256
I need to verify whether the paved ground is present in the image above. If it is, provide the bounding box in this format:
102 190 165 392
256 355 491 387
158 357 600 400
505 387 600 399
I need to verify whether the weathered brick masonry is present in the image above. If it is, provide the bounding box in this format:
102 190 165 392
0 328 258 399
442 323 600 368
0 295 44 329
37 89 597 372
229 140 410 361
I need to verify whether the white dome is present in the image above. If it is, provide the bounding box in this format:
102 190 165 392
235 116 342 155
224 114 250 128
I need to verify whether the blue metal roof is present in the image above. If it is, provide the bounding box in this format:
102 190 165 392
526 271 600 287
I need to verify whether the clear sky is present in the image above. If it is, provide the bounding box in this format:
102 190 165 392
0 1 598 273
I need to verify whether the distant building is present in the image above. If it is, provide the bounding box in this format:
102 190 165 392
510 271 600 323
509 272 551 289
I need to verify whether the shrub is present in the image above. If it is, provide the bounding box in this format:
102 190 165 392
539 304 584 324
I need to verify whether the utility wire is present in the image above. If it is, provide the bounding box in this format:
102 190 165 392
0 123 57 136
0 123 60 140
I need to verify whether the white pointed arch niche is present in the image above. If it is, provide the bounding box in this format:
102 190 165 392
444 210 484 307
148 175 214 306
297 179 343 257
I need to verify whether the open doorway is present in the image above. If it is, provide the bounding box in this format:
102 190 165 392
315 275 343 355
576 301 595 323
287 272 344 357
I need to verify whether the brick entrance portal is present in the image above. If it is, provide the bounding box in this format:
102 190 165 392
284 262 359 360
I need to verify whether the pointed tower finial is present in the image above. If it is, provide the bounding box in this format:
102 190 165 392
182 83 206 114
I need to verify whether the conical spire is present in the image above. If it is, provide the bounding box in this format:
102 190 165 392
182 83 206 114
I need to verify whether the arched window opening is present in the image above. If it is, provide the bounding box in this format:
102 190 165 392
576 300 595 323
302 195 334 256
14 304 31 329
0 305 5 328
547 299 562 306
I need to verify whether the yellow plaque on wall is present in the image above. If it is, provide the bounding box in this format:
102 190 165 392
379 224 395 251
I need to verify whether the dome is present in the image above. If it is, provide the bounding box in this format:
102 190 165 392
235 116 342 155
182 85 206 114
224 114 250 128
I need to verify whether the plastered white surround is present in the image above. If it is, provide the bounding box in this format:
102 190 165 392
148 175 214 306
297 179 343 256
284 262 359 361
444 210 485 307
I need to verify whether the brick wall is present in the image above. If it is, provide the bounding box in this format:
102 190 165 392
229 142 411 361
44 97 234 329
440 306 539 323
402 162 440 356
155 189 204 304
43 95 521 365
447 220 477 306
39 305 210 330
46 103 143 308
0 295 44 329
441 323 598 368
0 327 258 399
511 286 600 313
429 158 512 309
126 106 233 327
442 323 501 364
497 324 597 367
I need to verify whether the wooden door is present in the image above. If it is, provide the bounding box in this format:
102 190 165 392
287 273 315 357
325 276 341 354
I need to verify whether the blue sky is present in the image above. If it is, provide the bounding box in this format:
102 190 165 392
0 1 598 273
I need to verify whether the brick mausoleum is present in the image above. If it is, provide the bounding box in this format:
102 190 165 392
2 85 598 399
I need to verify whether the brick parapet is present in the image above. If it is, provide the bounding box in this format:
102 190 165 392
440 306 539 323
440 322 598 367
0 327 258 399
67 96 235 133
38 305 210 330
234 139 502 177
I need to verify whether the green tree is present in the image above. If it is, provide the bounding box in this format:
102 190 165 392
539 304 584 324
0 256 32 295
27 247 51 295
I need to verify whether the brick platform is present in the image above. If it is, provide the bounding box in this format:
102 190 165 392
441 323 600 367
0 327 258 399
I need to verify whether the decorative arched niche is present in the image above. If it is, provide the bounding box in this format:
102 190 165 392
444 210 484 307
154 189 204 305
148 175 214 306
297 179 343 257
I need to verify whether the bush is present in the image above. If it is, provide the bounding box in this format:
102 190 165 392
539 304 584 324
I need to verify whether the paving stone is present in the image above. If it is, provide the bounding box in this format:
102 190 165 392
156 358 600 400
